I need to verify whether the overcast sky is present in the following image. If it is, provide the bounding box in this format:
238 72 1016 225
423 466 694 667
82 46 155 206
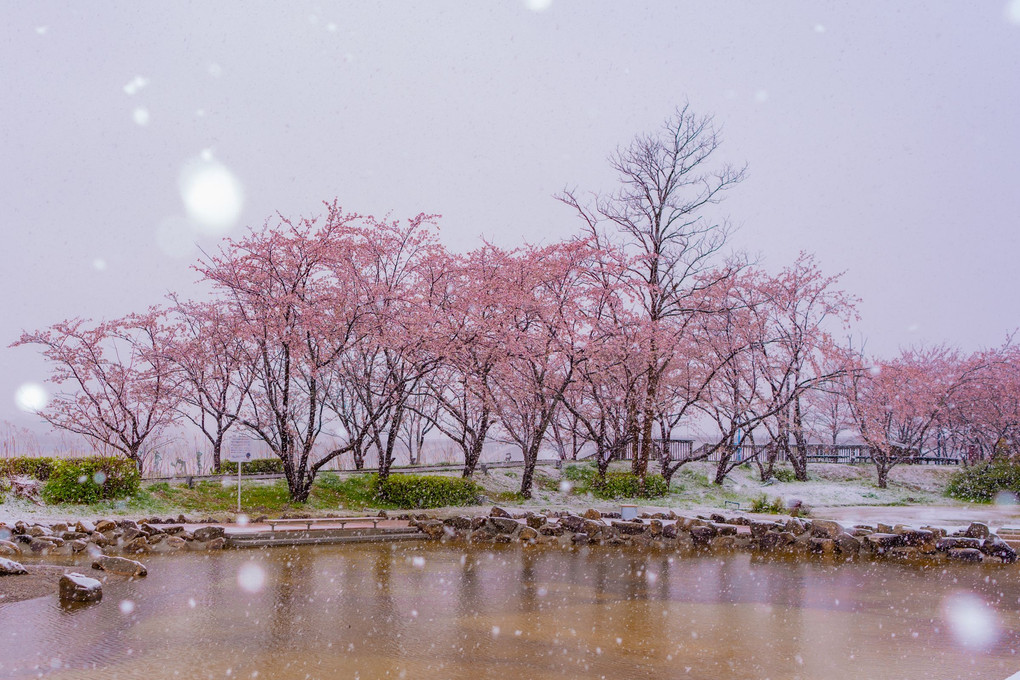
3 1 1020 436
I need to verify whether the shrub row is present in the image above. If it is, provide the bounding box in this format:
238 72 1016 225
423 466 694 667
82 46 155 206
220 458 285 475
376 473 482 508
591 471 669 499
0 456 59 481
40 457 141 504
946 459 1020 503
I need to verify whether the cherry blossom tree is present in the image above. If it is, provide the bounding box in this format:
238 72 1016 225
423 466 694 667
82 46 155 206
11 310 182 473
558 103 746 487
844 345 981 488
165 297 253 472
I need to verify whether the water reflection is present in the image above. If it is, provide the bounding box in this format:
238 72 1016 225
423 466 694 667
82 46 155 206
1 544 1018 679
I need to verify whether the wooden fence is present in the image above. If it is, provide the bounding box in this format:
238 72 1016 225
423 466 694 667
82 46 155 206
646 440 962 466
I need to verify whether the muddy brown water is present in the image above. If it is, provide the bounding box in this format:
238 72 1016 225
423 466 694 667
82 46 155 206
1 543 1018 680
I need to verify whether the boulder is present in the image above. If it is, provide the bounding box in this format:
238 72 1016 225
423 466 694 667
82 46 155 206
661 523 678 539
61 531 89 541
964 522 991 540
418 520 446 539
117 519 140 530
193 526 226 542
863 533 905 554
90 532 115 547
0 557 28 575
784 518 809 535
29 538 57 553
808 538 835 555
52 522 69 532
124 537 150 554
571 532 590 544
470 516 487 531
897 529 936 551
75 520 97 534
519 526 539 542
162 525 185 535
489 506 512 518
648 520 663 537
487 517 521 535
95 520 117 533
164 535 187 551
147 533 165 545
710 523 738 536
611 521 647 535
121 527 149 542
753 531 782 552
750 520 780 539
140 523 165 535
690 525 715 547
27 525 50 537
560 515 586 532
947 548 984 563
205 537 226 550
811 519 844 539
443 516 473 530
982 535 1018 563
936 537 983 552
582 509 602 521
92 555 148 577
834 533 861 556
525 514 546 530
69 539 89 553
0 540 22 556
59 573 102 604
876 523 894 533
538 523 564 536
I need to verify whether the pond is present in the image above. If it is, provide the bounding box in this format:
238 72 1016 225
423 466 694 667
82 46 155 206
1 543 1018 679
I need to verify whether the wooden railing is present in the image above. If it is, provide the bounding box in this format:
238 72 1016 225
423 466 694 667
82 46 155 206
653 441 961 466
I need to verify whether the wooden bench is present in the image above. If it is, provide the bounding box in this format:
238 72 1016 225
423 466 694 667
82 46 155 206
266 517 383 531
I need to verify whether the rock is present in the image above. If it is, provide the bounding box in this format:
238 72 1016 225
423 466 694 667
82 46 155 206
487 517 520 535
710 513 727 523
0 540 22 556
27 525 49 537
162 525 185 535
443 516 473 530
205 537 226 550
710 523 738 536
95 520 117 533
493 534 513 544
470 516 487 531
581 519 603 536
809 538 835 555
921 525 946 538
982 535 1018 563
851 527 874 537
753 531 782 552
140 523 165 535
947 548 984 563
611 521 646 535
661 523 678 539
29 538 56 553
784 518 809 535
525 514 545 530
561 515 586 532
122 527 149 542
90 532 115 547
92 555 148 577
59 573 103 604
876 523 894 534
863 533 905 554
147 533 165 545
964 522 990 540
0 557 28 575
648 519 663 537
582 509 602 521
538 523 564 536
750 521 779 539
936 537 983 552
124 537 151 554
117 519 140 530
897 529 936 551
490 506 512 518
75 520 97 534
811 519 844 539
70 539 88 553
519 526 539 541
834 533 861 556
571 532 590 544
164 535 187 551
690 526 715 547
61 531 89 541
419 520 446 539
193 526 226 542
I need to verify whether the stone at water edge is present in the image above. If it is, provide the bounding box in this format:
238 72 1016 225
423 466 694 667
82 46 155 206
193 526 226 542
0 540 22 556
582 509 602 521
95 520 117 533
75 520 97 534
59 573 102 604
810 519 844 539
964 522 990 540
489 506 512 518
0 557 28 575
92 555 148 577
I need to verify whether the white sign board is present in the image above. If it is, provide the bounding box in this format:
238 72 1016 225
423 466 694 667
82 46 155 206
225 437 255 463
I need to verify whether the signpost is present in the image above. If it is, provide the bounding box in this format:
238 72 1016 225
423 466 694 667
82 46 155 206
226 437 255 513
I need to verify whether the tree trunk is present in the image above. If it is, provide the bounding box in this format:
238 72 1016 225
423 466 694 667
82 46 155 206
519 442 540 499
462 438 484 478
791 398 810 481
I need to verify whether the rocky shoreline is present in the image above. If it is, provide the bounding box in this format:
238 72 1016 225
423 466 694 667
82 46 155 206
410 507 1019 565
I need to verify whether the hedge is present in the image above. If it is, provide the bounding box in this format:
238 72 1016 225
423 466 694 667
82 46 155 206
591 471 669 500
0 456 60 481
946 460 1020 503
376 473 482 508
41 457 141 504
220 458 285 475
